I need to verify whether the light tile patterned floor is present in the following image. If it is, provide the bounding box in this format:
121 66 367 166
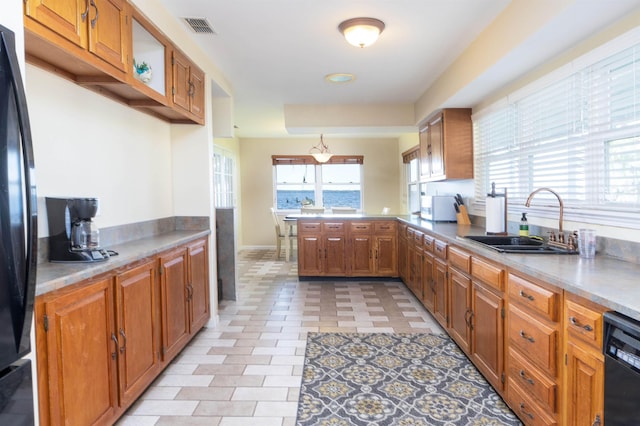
117 249 444 426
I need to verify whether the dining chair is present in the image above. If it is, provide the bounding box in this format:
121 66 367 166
270 207 296 259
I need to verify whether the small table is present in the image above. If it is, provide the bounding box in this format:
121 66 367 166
283 217 297 262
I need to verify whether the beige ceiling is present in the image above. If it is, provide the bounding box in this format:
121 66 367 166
155 0 640 138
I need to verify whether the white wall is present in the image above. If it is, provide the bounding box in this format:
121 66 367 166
27 67 174 233
239 136 401 248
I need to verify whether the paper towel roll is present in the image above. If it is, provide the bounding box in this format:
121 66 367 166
486 197 505 233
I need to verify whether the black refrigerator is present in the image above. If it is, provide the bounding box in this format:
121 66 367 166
0 24 38 425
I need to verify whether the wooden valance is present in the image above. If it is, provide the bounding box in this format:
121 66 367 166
272 155 364 165
402 146 420 163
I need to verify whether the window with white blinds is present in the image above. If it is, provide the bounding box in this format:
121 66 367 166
473 29 640 225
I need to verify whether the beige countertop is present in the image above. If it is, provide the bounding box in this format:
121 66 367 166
36 230 210 296
396 216 640 322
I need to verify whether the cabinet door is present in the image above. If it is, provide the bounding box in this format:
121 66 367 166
115 260 159 407
565 341 604 426
351 234 374 276
188 238 210 333
375 235 397 276
419 124 431 179
298 235 322 275
429 114 444 178
88 0 128 72
433 258 448 327
189 65 205 118
449 268 471 353
41 278 117 425
421 252 435 312
159 247 190 361
324 236 347 275
398 236 407 281
471 282 504 392
172 49 191 112
25 0 87 48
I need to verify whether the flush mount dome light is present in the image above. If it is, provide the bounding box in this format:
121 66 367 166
338 17 385 48
325 73 355 83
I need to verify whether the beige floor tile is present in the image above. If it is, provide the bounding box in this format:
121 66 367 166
117 249 450 426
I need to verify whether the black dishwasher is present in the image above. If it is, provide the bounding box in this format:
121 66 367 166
603 311 640 426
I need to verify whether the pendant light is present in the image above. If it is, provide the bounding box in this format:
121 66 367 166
309 134 333 163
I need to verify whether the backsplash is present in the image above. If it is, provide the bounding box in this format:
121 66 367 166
37 216 210 264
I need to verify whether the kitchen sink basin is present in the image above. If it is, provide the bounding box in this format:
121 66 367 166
462 235 578 254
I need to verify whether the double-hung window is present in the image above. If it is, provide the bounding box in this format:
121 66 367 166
272 155 363 211
402 146 420 214
473 29 640 226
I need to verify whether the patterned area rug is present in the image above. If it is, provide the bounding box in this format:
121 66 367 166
296 332 522 426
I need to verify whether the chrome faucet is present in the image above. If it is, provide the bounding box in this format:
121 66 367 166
525 187 564 235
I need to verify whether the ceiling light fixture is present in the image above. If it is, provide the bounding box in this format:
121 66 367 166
309 134 333 163
338 17 385 48
325 73 355 84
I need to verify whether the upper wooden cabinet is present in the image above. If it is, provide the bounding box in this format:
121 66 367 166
419 108 473 181
172 49 205 121
25 0 129 74
24 0 206 125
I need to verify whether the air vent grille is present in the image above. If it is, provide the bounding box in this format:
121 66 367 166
183 17 215 34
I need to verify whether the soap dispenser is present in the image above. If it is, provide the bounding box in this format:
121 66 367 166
519 213 529 237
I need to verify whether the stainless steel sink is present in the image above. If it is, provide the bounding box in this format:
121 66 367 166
463 235 578 254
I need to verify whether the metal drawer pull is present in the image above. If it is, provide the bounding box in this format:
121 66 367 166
519 403 535 420
519 330 535 343
569 316 593 331
592 414 601 426
519 369 535 385
519 290 535 301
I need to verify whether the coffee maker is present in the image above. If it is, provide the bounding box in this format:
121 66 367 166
46 197 109 262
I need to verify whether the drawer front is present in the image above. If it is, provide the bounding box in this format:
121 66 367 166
507 379 558 426
565 298 603 350
508 304 558 376
434 240 448 260
508 347 557 414
374 221 396 234
298 222 321 233
349 222 372 233
448 246 471 274
423 234 435 253
322 222 345 233
413 229 424 245
471 257 505 291
508 273 559 322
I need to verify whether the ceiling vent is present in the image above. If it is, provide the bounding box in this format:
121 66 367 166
183 17 216 34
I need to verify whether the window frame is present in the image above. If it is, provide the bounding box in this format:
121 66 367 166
472 29 640 228
272 155 364 212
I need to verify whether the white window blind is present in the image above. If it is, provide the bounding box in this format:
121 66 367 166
474 30 640 225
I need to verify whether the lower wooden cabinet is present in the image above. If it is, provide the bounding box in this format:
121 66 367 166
563 294 605 426
35 237 210 425
297 219 397 277
36 277 118 426
159 247 191 362
115 260 160 407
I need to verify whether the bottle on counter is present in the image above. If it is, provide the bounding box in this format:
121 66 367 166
519 213 529 237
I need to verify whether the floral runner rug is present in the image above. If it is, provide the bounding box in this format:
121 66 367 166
295 332 522 426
